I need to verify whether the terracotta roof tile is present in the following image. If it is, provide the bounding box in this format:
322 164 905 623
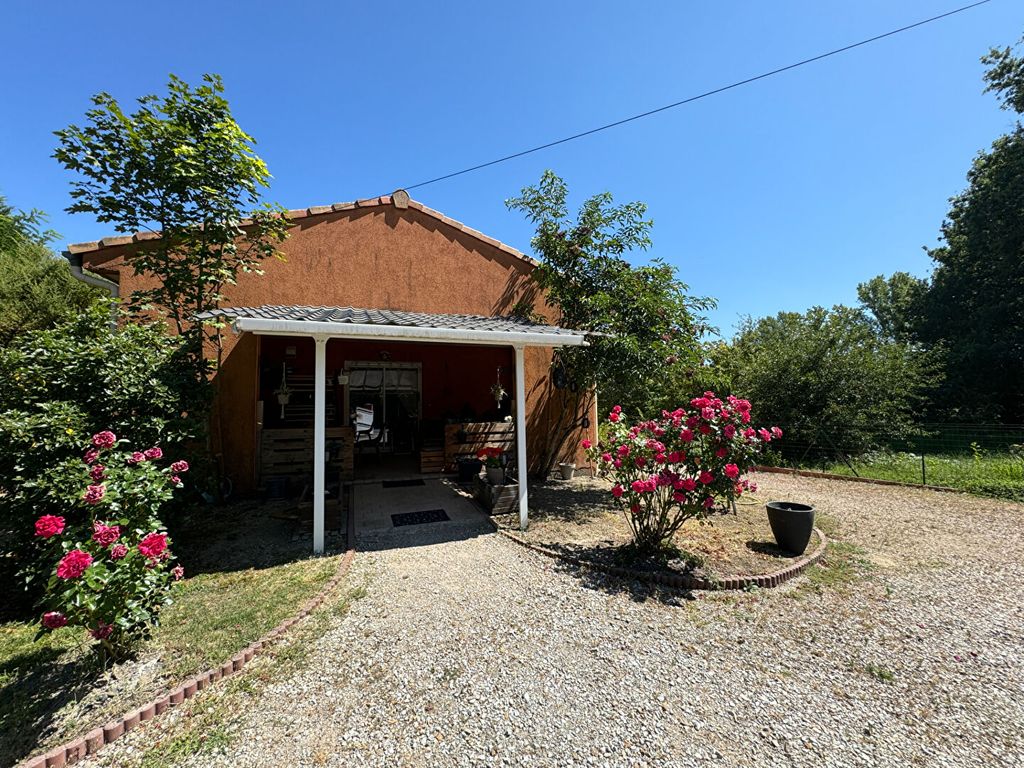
63 191 537 267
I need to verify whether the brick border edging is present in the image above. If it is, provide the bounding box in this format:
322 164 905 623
18 547 357 768
497 527 827 592
751 465 963 494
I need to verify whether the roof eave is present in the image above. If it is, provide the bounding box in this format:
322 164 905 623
229 316 587 348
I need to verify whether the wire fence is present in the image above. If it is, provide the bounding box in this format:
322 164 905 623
765 423 1024 501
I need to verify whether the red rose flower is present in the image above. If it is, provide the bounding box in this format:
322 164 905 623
170 460 189 473
82 484 106 505
34 515 65 538
57 549 93 579
84 448 99 465
698 471 714 485
89 464 106 482
90 622 113 640
143 446 163 460
42 611 67 629
91 431 116 449
92 521 120 548
127 451 146 465
137 532 168 559
110 543 129 560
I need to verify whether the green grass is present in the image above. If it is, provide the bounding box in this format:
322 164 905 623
812 450 1024 502
0 553 342 767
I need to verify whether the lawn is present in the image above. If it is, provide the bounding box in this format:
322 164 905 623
0 500 344 768
812 449 1024 501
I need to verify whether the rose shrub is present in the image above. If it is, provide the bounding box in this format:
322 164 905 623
33 430 187 657
585 392 781 554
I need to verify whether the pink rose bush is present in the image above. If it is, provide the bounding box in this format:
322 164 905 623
585 393 781 553
33 430 188 657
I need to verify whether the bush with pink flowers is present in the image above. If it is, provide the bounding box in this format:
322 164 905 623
33 430 188 657
585 393 781 554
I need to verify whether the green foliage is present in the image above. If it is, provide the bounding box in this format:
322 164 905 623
0 194 99 345
858 37 1024 422
725 306 941 454
53 74 290 372
35 436 186 659
506 171 713 472
0 304 202 616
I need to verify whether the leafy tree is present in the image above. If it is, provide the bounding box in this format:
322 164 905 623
856 272 928 343
506 171 713 476
53 74 289 373
725 306 941 455
0 303 199 618
0 195 98 345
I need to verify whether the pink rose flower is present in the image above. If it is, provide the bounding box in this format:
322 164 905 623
612 459 623 469
698 471 714 485
723 424 736 439
608 412 620 423
611 405 622 414
89 464 106 482
82 484 106 505
90 622 113 640
758 428 772 442
724 463 740 479
616 445 630 457
138 532 168 559
42 611 68 629
57 549 93 579
170 460 190 473
169 475 182 485
34 515 65 538
681 478 697 492
580 439 592 450
91 431 116 449
771 426 783 439
144 446 163 460
611 484 624 498
127 451 146 465
92 521 120 548
679 429 694 443
83 448 99 465
601 452 612 463
110 543 129 560
703 496 715 508
172 565 185 581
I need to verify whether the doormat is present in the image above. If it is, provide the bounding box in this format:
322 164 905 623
391 509 450 527
382 479 426 488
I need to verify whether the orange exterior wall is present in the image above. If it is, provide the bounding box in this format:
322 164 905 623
79 202 597 491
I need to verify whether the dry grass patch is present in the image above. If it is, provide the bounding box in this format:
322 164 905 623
496 476 822 580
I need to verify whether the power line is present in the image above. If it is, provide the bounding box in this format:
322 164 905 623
401 0 994 192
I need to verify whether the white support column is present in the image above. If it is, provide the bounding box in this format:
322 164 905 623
313 335 328 554
514 344 529 531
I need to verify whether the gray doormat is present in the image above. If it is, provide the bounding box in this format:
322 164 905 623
381 479 426 488
391 509 450 527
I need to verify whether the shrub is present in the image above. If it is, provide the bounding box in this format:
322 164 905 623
33 431 188 657
0 303 203 617
586 392 779 553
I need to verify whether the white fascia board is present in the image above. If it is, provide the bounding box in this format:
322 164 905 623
230 316 587 348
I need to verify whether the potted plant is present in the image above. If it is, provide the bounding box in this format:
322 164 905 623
765 501 815 554
477 447 505 485
558 462 576 480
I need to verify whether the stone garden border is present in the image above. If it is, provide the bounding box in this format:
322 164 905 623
18 543 356 768
497 527 827 592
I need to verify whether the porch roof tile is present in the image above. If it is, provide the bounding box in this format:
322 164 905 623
203 305 586 339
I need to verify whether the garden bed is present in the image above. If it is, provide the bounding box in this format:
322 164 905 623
493 476 822 585
0 499 345 768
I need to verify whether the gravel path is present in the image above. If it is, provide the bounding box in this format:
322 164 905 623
82 474 1024 767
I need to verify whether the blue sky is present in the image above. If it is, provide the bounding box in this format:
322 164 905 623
1 1 1021 336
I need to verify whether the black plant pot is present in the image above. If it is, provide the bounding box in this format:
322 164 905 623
766 501 815 555
457 458 482 484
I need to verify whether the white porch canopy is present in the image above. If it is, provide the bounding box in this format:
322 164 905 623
207 305 588 553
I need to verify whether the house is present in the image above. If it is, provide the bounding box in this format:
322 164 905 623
64 190 597 551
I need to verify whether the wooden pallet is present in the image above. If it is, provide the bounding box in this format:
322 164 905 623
420 444 445 473
444 421 516 472
260 426 355 483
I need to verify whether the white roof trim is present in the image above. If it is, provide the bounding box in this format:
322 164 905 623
230 316 587 348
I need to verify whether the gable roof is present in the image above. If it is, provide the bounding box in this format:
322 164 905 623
63 190 538 267
202 305 586 347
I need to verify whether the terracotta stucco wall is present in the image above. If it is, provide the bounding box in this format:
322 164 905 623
80 202 596 491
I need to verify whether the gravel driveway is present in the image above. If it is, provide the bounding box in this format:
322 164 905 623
81 473 1024 768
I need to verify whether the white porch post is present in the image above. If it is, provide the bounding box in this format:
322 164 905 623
313 335 328 554
514 344 529 530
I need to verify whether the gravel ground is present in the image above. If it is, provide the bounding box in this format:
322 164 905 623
79 473 1024 768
